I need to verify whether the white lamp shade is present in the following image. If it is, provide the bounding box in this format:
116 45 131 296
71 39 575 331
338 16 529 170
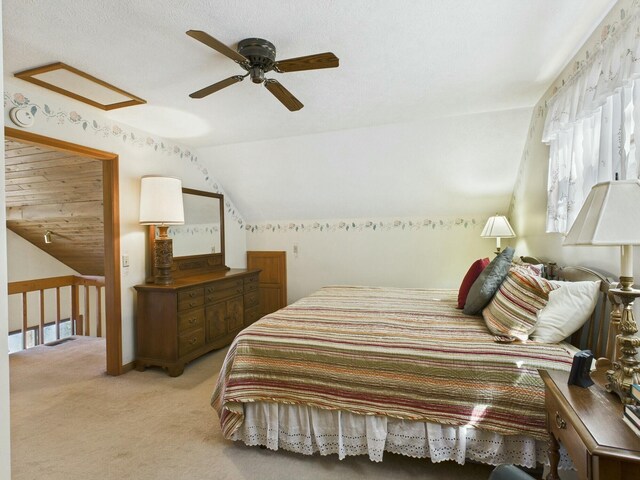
564 180 640 245
481 215 516 238
139 176 185 225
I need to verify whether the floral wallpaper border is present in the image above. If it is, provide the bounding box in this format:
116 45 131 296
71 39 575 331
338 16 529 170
548 0 637 99
246 217 483 234
3 90 246 229
168 224 220 236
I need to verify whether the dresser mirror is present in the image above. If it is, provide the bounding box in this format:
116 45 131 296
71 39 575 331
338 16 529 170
149 188 227 279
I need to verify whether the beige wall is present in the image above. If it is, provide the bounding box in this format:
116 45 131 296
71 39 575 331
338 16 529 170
247 216 500 303
510 0 634 279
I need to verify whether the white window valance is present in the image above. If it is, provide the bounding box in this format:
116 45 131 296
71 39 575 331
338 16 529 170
543 10 640 233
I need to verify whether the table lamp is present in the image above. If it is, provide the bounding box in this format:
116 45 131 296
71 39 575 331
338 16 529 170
481 215 516 255
139 176 185 285
563 179 640 404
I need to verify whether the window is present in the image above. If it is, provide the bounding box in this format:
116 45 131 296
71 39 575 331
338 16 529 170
8 319 73 354
543 12 640 233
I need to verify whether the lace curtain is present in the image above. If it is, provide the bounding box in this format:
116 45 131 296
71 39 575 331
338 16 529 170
542 10 640 233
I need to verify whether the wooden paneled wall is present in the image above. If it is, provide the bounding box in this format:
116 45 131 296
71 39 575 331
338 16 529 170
4 139 104 275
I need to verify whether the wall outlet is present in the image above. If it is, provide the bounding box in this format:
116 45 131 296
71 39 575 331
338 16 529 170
293 244 299 258
122 254 129 268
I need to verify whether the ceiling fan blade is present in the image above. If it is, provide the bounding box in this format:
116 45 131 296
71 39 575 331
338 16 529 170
186 30 249 64
264 79 303 111
189 75 245 99
274 52 339 73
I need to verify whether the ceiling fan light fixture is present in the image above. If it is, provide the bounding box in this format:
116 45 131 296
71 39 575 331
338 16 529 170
249 67 265 84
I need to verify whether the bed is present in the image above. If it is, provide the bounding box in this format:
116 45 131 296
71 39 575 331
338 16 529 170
211 262 613 468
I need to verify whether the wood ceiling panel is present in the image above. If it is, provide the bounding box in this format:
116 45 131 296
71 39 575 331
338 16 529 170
5 145 50 157
6 201 103 220
7 182 102 201
5 140 27 150
5 138 105 276
5 163 102 180
5 156 95 172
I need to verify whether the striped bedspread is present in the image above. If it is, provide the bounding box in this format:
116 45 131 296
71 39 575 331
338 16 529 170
211 286 578 441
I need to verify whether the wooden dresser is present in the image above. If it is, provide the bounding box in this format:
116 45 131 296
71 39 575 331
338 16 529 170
134 268 261 376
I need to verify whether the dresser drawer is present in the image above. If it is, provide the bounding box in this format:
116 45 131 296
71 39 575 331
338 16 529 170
244 305 261 326
177 308 205 333
244 291 259 309
178 328 205 357
206 286 244 303
204 279 243 295
244 274 259 287
178 288 204 311
546 390 587 477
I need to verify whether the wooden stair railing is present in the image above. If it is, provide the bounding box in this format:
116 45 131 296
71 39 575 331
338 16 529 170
8 275 105 350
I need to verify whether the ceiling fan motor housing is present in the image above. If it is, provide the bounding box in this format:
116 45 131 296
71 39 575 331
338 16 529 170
238 38 276 83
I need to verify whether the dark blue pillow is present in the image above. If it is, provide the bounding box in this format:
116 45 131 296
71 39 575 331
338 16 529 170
463 246 515 315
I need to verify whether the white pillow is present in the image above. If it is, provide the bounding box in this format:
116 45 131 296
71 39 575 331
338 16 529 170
530 280 601 343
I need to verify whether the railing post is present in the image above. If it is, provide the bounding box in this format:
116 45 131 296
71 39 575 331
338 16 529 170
72 284 81 335
21 292 28 350
84 285 90 336
96 287 103 338
55 287 61 340
39 289 45 345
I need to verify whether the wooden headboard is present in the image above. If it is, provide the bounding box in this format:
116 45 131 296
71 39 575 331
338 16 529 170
558 266 617 364
520 256 617 365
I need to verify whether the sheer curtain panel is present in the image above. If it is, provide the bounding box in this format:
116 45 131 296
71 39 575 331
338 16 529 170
543 10 640 233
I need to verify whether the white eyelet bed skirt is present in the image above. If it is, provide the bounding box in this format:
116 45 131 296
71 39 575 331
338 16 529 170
230 402 573 469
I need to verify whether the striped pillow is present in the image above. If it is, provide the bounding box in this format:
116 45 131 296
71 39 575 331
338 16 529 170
482 268 559 341
511 262 544 277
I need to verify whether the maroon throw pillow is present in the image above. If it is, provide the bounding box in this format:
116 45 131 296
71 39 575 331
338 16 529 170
457 258 491 309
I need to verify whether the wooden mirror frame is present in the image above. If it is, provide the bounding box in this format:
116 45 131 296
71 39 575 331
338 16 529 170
148 188 227 280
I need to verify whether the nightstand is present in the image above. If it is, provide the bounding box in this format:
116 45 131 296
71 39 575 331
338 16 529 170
539 366 640 480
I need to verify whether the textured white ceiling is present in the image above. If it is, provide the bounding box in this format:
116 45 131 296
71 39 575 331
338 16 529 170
3 0 616 147
3 0 617 223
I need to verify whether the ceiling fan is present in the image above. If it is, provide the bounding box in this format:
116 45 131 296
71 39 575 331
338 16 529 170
186 30 339 111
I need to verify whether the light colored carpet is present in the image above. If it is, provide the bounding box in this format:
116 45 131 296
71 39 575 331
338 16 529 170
11 337 519 480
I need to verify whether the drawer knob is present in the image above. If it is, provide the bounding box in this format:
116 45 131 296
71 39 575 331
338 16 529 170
189 318 196 325
555 412 566 430
189 302 196 307
189 292 196 298
189 337 198 345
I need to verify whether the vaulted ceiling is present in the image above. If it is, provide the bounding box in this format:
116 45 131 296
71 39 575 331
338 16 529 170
2 0 618 222
5 139 104 275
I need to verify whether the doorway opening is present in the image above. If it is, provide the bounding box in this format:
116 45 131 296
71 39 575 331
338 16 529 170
4 127 122 375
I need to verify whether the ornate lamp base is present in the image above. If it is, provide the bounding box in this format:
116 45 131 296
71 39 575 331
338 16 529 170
606 287 640 404
153 226 174 285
